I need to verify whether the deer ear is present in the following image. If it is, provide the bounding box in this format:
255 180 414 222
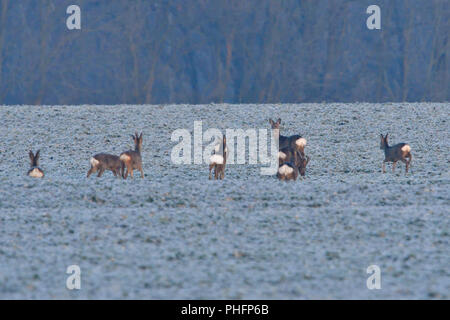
269 119 274 125
29 150 34 161
277 118 281 124
35 150 40 160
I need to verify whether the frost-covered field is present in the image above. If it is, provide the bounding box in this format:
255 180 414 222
0 103 448 299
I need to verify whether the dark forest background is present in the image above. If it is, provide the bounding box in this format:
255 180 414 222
0 0 448 105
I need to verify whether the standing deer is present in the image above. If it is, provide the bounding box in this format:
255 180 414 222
120 132 144 179
269 118 307 153
27 150 44 178
87 153 124 178
209 135 227 180
380 133 412 174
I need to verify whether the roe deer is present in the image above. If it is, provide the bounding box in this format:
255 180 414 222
278 147 310 177
380 133 412 174
87 153 124 178
269 118 307 153
209 135 227 180
277 162 298 181
27 150 44 178
120 132 144 179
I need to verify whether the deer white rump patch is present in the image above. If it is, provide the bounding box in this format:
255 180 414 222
278 164 293 175
296 138 307 148
401 145 411 153
214 144 228 154
210 154 224 165
29 168 43 178
278 151 287 160
120 154 131 162
90 157 99 167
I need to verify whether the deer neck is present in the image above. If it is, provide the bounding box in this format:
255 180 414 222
272 128 282 144
382 143 390 156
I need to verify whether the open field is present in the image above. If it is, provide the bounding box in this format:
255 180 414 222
0 103 448 299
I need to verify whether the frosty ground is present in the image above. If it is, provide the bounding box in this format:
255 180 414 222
0 103 448 299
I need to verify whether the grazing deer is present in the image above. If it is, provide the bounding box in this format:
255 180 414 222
27 150 44 178
278 147 310 177
209 135 227 180
269 118 307 153
120 132 144 179
277 162 298 181
380 133 412 174
87 154 124 178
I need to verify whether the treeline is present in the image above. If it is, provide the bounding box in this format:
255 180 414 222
0 0 448 104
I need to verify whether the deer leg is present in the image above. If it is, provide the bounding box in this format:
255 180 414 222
400 158 408 174
87 166 96 178
220 166 225 180
392 161 397 173
120 162 125 178
123 164 129 179
406 154 412 173
97 168 105 177
130 168 134 179
382 161 386 173
138 164 144 179
214 165 219 180
209 164 214 180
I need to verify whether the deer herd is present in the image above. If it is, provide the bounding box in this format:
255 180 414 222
26 118 413 181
